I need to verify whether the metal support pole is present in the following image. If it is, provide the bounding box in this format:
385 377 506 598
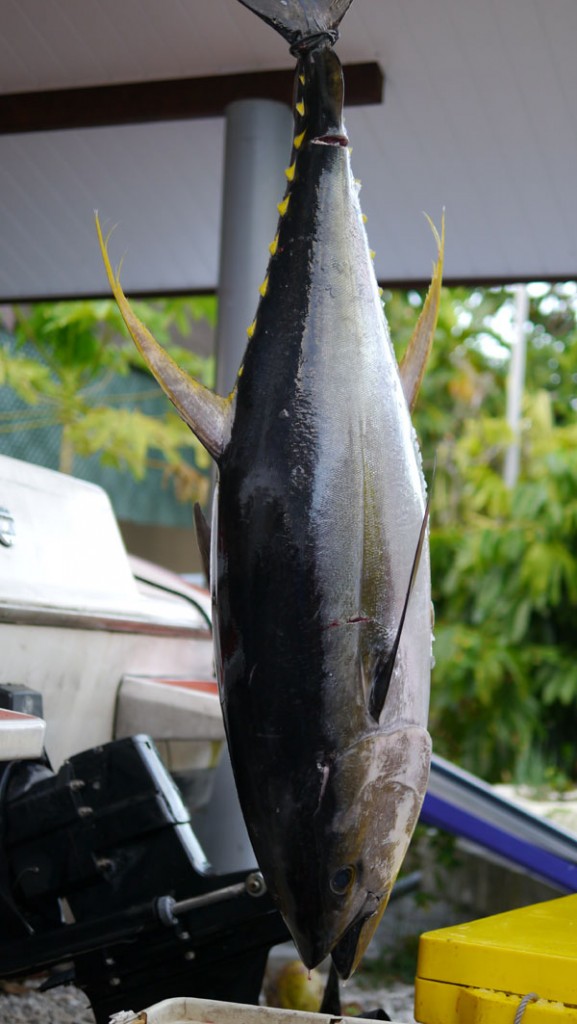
195 99 292 873
504 285 529 489
215 99 293 395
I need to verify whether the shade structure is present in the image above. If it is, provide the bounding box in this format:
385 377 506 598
1 0 577 301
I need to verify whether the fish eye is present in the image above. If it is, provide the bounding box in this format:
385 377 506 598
330 865 356 895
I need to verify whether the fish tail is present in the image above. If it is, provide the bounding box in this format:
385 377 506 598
236 0 354 54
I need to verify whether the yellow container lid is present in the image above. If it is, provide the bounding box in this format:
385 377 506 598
417 894 577 1006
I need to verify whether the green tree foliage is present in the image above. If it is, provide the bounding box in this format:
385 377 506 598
388 283 577 784
2 281 577 784
0 297 215 503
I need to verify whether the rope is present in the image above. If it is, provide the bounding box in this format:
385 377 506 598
514 992 540 1024
289 29 339 56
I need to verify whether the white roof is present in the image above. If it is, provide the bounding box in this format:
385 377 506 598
1 0 576 300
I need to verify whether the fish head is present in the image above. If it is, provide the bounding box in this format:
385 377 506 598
273 726 431 977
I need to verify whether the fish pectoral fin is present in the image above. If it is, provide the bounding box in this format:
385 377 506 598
194 502 211 586
95 214 234 462
399 212 445 412
368 493 431 722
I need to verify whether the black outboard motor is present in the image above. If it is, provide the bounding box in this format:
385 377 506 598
0 733 288 1023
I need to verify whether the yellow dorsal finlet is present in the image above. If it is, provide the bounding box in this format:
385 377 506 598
247 319 256 339
299 73 305 85
277 195 290 216
259 276 269 297
285 163 296 182
296 100 305 117
269 234 279 256
294 129 306 150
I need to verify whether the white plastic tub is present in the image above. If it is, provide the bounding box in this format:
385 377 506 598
111 996 384 1024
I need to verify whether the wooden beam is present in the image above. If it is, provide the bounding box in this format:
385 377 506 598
0 63 384 136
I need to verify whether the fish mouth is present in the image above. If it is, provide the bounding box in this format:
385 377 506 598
330 911 376 979
330 891 387 979
293 934 334 972
289 905 369 972
295 892 385 977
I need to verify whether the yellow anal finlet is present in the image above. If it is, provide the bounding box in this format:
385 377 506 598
294 130 306 150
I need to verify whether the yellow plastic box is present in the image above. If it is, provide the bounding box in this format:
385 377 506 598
415 894 577 1024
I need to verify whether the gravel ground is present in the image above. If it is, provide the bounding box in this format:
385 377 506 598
342 979 416 1021
0 979 96 1023
0 975 415 1024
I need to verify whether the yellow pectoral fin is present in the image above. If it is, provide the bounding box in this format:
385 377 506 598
95 214 233 461
399 212 445 411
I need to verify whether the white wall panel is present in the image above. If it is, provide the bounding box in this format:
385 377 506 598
1 0 577 298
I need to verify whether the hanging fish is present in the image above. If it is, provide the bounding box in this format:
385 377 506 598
96 0 443 979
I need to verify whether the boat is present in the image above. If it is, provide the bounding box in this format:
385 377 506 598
0 454 287 1024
